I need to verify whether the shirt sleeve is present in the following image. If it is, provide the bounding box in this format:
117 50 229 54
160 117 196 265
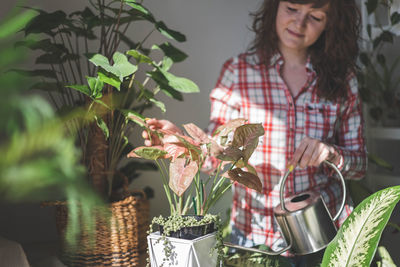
334 75 368 180
207 58 242 134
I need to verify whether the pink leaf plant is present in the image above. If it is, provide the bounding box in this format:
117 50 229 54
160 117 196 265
128 118 264 216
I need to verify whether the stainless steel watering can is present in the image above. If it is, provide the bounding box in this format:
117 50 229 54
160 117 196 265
224 160 346 256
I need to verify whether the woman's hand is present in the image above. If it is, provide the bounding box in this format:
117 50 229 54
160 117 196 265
288 136 341 169
142 118 182 146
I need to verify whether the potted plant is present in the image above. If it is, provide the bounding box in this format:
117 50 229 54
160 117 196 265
128 118 264 266
358 0 400 126
15 0 199 266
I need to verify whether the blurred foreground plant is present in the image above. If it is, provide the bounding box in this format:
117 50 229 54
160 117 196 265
0 5 103 245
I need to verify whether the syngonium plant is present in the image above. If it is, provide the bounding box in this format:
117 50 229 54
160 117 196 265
15 0 199 198
128 117 264 216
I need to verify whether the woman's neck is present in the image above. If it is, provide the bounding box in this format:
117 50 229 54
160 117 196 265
278 46 307 68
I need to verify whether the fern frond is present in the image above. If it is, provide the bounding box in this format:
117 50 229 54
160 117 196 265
322 186 400 267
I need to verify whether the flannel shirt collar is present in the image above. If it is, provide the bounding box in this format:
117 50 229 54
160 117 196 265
269 52 316 75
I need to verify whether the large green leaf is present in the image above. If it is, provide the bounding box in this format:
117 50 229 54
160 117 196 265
98 68 121 90
89 53 137 82
321 186 400 267
147 70 183 100
112 52 138 80
126 49 152 64
155 21 186 42
125 1 155 22
157 68 199 93
152 42 188 63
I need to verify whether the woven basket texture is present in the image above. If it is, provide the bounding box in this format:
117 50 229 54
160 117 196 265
54 192 149 267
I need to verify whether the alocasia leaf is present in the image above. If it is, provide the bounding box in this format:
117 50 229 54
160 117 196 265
169 158 198 197
223 168 262 193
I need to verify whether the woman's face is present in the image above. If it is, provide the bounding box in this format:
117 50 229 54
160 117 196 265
275 1 329 53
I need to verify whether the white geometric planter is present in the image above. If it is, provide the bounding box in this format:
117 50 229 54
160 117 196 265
147 231 218 267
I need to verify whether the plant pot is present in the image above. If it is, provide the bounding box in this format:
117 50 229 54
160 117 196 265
147 231 218 267
48 191 149 267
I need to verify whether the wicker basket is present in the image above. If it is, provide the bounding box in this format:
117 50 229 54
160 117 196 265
51 191 149 267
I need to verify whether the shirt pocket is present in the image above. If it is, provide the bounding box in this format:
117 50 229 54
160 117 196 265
304 102 338 141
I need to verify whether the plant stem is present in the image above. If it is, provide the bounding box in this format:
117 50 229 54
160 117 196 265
156 159 174 215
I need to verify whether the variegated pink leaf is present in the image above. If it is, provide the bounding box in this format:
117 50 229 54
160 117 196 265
216 146 243 161
223 168 262 193
127 146 168 160
213 118 247 137
183 123 211 143
164 143 187 161
169 158 199 196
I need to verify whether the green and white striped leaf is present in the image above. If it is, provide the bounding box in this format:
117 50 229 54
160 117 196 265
322 185 400 267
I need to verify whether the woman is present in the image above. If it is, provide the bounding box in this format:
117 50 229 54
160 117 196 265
144 0 367 265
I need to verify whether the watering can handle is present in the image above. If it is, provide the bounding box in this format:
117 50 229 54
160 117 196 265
223 219 292 255
279 160 346 222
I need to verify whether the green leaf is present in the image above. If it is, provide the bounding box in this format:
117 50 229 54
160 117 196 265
158 68 199 93
126 49 152 64
66 84 91 97
90 53 137 82
129 146 167 160
89 54 112 72
321 186 400 267
0 9 37 38
86 76 104 99
94 116 109 139
98 68 121 90
390 12 400 25
161 56 173 71
155 21 186 42
112 52 138 80
147 70 183 100
122 109 147 127
152 42 188 63
149 97 166 112
125 1 155 22
365 0 378 15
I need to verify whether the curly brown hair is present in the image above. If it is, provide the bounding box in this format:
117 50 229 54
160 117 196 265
249 0 361 101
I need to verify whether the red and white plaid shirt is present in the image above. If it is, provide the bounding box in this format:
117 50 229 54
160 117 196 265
207 52 367 249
